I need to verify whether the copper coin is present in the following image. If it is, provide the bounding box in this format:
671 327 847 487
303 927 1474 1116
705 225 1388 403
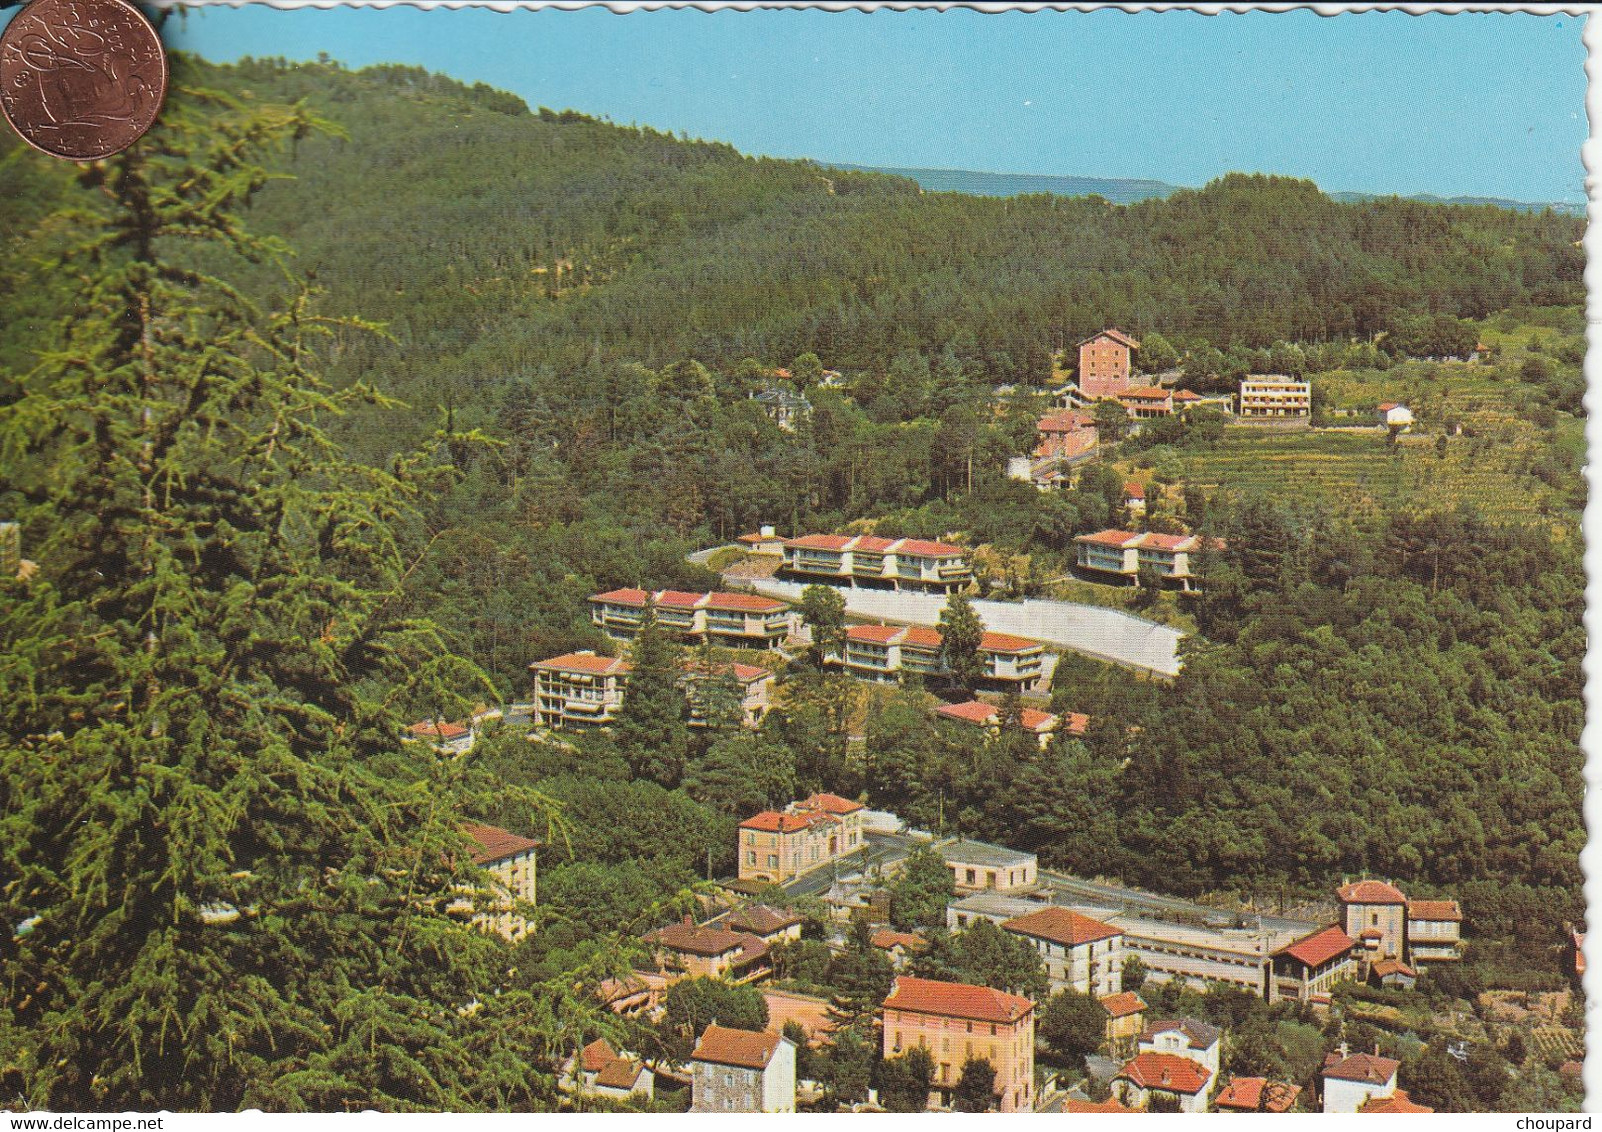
0 0 166 161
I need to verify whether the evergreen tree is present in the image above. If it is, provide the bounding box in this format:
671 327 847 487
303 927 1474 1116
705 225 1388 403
614 600 688 786
953 1057 998 1112
797 583 848 663
0 87 598 1111
888 845 956 932
937 593 986 692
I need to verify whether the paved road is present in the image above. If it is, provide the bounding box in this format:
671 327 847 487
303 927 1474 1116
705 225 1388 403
736 577 1184 678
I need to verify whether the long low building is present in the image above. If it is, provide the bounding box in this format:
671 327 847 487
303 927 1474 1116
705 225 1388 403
830 623 1046 690
530 651 774 731
782 534 973 594
947 890 1312 1000
590 588 793 649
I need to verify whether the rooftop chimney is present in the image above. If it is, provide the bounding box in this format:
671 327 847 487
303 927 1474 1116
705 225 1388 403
1337 1041 1351 1061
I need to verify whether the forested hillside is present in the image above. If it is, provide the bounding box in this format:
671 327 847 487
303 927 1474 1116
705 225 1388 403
0 55 1585 1110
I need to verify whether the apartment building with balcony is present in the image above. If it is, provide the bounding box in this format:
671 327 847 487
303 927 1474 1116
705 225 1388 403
1074 530 1224 591
830 624 1046 690
589 588 793 649
529 651 631 729
680 661 775 728
781 534 973 593
1238 375 1312 419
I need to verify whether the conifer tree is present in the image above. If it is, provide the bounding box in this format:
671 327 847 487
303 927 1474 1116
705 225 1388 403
614 600 688 786
0 81 603 1111
937 593 986 692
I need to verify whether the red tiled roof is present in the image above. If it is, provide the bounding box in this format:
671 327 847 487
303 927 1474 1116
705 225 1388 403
654 589 705 608
703 591 788 613
899 626 944 650
737 531 778 544
1172 389 1203 402
692 1024 784 1070
739 810 820 834
800 792 864 815
980 631 1041 653
1066 1098 1137 1113
870 928 930 953
594 1057 646 1091
882 976 1034 1025
846 624 904 645
1124 482 1146 499
1122 385 1171 400
646 920 759 959
530 652 631 676
1407 899 1461 922
580 1037 617 1074
935 701 1055 732
1080 329 1140 349
410 720 471 741
786 534 853 551
728 904 804 935
1117 1051 1211 1095
1003 907 1121 948
893 538 966 558
1372 958 1417 979
850 535 898 554
1360 1088 1432 1114
1099 991 1146 1019
591 587 651 606
681 660 772 685
1062 711 1090 735
462 823 539 865
1323 1052 1399 1084
1278 925 1355 969
1377 402 1401 412
1077 530 1139 549
1215 1077 1301 1113
1338 879 1408 905
1038 411 1096 432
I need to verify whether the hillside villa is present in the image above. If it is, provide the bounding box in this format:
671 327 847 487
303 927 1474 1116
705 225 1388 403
1074 530 1225 590
781 534 973 593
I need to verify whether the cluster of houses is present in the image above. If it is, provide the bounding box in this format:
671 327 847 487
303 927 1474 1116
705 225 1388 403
587 791 1464 1113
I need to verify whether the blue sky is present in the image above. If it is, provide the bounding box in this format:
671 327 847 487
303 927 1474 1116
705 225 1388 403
158 6 1585 203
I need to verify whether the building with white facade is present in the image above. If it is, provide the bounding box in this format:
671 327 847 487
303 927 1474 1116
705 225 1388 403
1000 906 1123 996
589 588 793 649
1238 376 1312 419
1074 530 1224 590
782 534 973 593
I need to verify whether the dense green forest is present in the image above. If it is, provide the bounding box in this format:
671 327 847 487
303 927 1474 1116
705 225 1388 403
0 55 1585 1111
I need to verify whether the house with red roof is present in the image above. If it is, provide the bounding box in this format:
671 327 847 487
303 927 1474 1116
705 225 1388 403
1338 879 1409 964
1123 481 1147 516
1100 991 1147 1057
560 1037 654 1104
869 928 931 969
1001 907 1123 996
881 976 1036 1112
734 524 787 557
831 623 1046 691
1321 1047 1403 1113
1119 385 1174 420
1270 925 1357 1003
455 822 539 941
1214 1076 1301 1113
1370 957 1418 991
933 699 1074 749
690 1024 796 1113
1114 1050 1214 1113
405 718 477 756
781 533 972 594
1377 402 1414 430
588 587 793 650
1074 530 1224 591
1035 410 1099 461
1138 1018 1222 1082
645 915 772 984
1078 329 1141 400
736 793 866 884
529 651 631 729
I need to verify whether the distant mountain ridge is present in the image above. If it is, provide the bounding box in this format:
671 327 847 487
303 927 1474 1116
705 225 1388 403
828 161 1584 215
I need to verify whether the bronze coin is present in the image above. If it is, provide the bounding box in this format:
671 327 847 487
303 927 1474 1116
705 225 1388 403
0 0 166 161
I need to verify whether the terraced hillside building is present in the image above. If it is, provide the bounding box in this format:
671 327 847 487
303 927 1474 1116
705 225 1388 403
530 651 631 729
830 623 1046 690
1074 530 1224 591
1238 375 1312 419
781 534 973 593
589 588 793 649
